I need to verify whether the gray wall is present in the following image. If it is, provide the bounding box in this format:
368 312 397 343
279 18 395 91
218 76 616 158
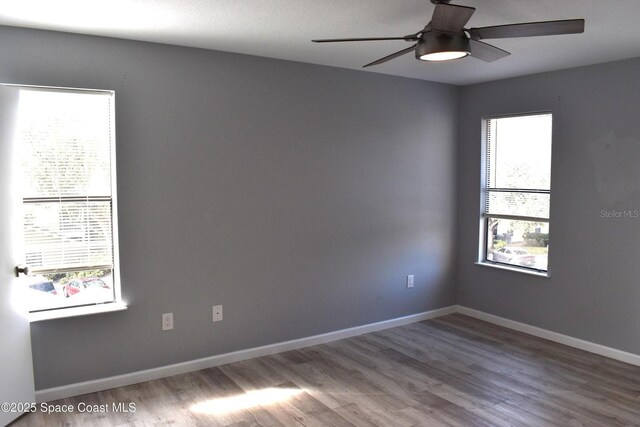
0 26 459 389
458 57 640 355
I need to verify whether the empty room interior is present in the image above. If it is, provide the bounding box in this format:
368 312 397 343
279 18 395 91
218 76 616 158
2 0 640 425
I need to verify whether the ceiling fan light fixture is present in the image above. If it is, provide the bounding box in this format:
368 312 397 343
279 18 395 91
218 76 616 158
420 50 469 61
416 32 470 62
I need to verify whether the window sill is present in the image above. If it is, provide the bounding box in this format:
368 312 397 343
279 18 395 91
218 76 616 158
475 262 550 278
28 302 128 322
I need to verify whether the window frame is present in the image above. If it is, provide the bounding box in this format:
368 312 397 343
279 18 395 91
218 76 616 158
7 83 124 318
479 111 552 275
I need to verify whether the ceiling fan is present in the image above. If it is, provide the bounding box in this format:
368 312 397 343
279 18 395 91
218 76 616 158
312 0 585 67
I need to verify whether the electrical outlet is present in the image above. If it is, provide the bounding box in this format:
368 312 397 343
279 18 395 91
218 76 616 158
213 305 223 322
162 313 174 330
407 275 414 288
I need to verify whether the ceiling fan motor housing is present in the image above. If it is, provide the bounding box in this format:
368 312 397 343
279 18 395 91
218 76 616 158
416 31 470 60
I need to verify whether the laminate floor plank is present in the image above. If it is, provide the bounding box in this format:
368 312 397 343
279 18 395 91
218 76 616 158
437 314 617 372
12 314 640 426
437 315 640 400
323 338 509 423
318 340 434 397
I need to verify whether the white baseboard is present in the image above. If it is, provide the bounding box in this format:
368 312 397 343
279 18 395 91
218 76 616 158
457 306 640 367
36 305 457 403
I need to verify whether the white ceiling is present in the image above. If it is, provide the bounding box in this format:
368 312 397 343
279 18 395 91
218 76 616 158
1 0 640 85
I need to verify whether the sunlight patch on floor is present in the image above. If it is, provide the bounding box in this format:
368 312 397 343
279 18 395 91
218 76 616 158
190 387 304 415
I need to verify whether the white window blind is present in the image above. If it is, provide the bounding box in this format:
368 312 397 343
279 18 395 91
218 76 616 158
485 113 552 222
18 88 115 274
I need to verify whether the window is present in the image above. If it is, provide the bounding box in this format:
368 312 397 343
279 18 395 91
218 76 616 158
16 86 120 312
481 113 552 272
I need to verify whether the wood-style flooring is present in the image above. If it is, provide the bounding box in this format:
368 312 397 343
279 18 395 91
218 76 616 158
12 314 640 426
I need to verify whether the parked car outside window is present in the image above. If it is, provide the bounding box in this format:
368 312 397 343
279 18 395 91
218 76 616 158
489 247 536 267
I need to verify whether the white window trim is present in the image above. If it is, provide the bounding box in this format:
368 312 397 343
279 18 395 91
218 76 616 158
6 83 126 318
29 302 128 322
478 111 552 276
475 261 550 278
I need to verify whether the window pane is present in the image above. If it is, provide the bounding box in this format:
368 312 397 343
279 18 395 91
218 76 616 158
486 191 550 219
23 201 113 270
486 218 548 271
18 89 112 198
22 269 114 312
14 86 118 313
487 114 552 190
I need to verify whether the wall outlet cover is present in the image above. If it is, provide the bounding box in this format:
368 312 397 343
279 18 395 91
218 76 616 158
407 275 414 288
213 305 223 322
162 313 174 330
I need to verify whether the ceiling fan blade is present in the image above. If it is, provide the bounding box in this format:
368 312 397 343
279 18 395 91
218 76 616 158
431 3 476 34
470 19 585 40
363 44 417 68
469 39 510 63
312 36 418 43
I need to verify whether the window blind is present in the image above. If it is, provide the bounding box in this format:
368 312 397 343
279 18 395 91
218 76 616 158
17 88 114 273
484 113 552 221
